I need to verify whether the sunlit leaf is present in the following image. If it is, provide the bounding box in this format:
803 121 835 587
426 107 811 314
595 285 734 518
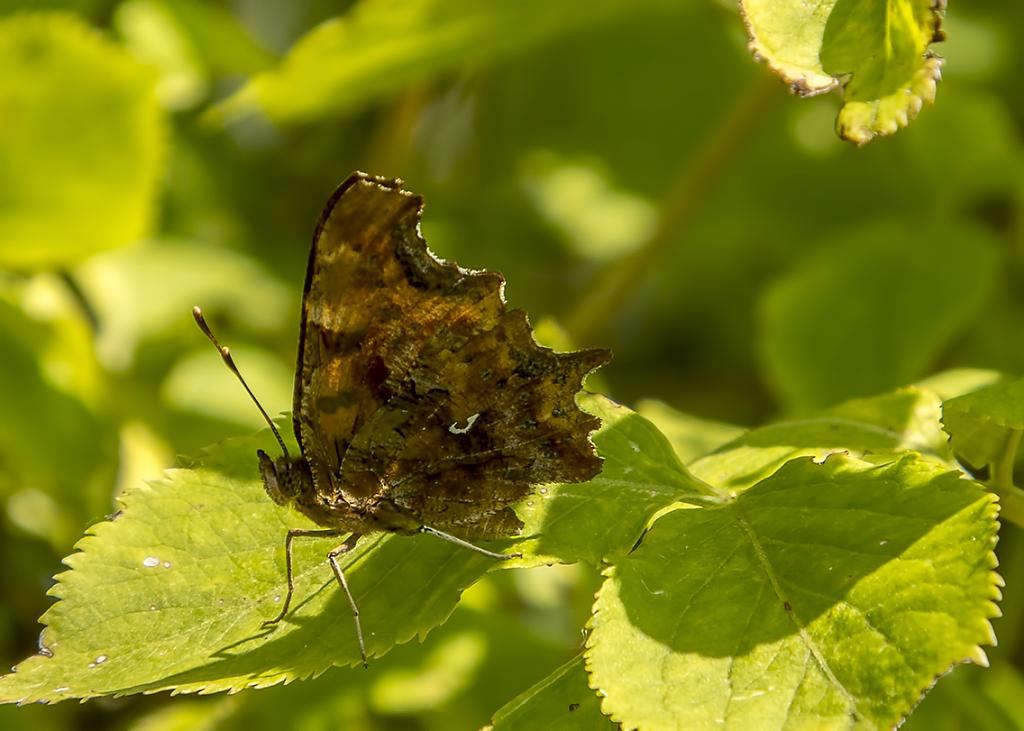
741 0 946 144
916 369 1002 402
826 386 952 462
514 394 715 567
0 396 703 701
0 13 164 268
212 0 677 124
114 599 564 729
690 386 954 493
635 398 745 464
587 454 1000 729
0 429 497 701
942 376 1024 470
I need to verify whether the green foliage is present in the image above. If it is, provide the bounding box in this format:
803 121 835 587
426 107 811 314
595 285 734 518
759 220 998 412
213 0 677 124
690 386 954 492
0 396 702 700
0 13 163 267
515 395 711 567
636 399 745 464
742 0 945 143
942 377 1024 523
491 655 614 730
0 391 1007 731
74 239 290 371
943 377 1024 471
0 298 117 546
115 0 273 110
1 1 1024 729
0 428 495 700
588 454 998 729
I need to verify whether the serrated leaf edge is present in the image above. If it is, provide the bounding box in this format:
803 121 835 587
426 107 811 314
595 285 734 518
836 53 943 145
740 1 946 145
582 453 1003 730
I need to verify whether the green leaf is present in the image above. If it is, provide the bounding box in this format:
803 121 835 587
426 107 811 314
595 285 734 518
115 0 274 110
689 386 953 492
161 345 292 429
941 376 1024 471
900 86 1024 206
940 376 1024 526
826 387 952 463
916 369 1003 402
490 655 614 730
514 394 715 567
0 298 118 545
690 415 896 491
587 454 1000 729
519 151 657 263
152 0 273 76
0 13 164 268
74 238 291 370
903 664 1024 731
0 395 702 701
759 220 998 412
111 598 567 729
211 0 676 124
741 0 946 144
635 398 745 464
0 429 497 702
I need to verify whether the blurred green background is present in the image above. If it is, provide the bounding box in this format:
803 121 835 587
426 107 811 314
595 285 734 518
1 0 1022 728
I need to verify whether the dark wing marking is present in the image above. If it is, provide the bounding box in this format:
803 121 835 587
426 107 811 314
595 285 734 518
294 172 610 535
344 308 610 538
294 172 507 501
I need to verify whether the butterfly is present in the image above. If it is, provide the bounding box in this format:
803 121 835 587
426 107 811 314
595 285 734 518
195 172 610 664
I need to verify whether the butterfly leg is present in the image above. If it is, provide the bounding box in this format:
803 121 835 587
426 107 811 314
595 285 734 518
419 525 522 560
326 533 366 666
263 528 346 628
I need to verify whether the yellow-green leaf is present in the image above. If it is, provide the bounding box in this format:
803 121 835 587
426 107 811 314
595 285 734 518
741 0 946 144
0 13 164 268
588 454 1000 729
212 0 676 125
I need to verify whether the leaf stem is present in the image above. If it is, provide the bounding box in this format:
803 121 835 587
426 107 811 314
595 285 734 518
991 428 1024 526
993 485 1024 527
58 270 100 333
563 74 778 343
993 428 1021 490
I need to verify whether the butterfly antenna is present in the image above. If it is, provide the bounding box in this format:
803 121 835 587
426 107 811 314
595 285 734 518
192 306 290 459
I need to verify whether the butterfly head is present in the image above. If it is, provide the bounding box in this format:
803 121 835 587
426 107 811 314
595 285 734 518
257 449 314 507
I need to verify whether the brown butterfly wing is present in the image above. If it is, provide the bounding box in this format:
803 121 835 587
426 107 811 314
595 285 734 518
346 309 610 539
295 172 609 537
295 173 505 501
